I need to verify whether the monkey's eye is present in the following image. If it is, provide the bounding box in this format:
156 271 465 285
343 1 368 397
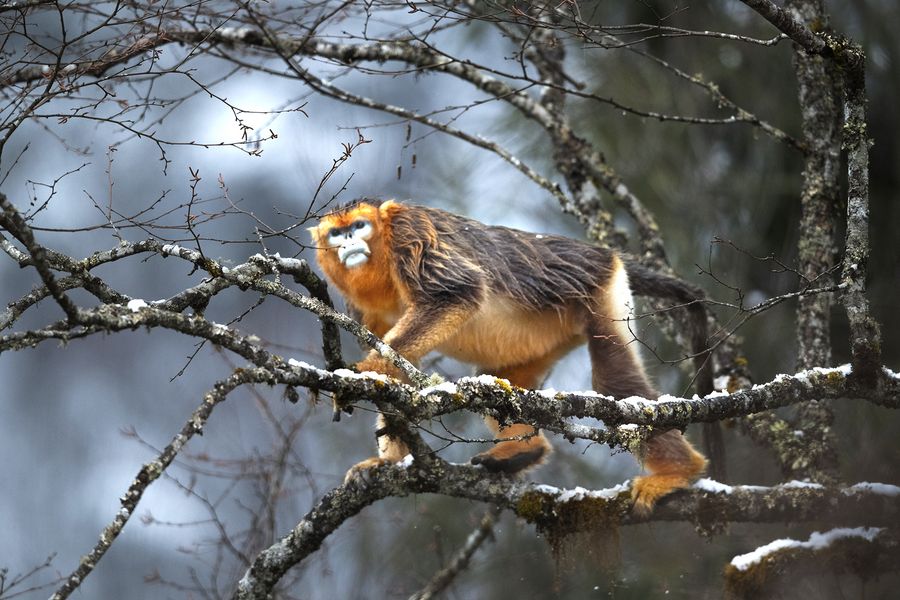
351 220 373 238
326 227 344 246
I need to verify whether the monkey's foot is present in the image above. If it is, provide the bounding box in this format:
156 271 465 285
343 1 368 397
630 474 694 515
344 457 391 485
471 444 548 474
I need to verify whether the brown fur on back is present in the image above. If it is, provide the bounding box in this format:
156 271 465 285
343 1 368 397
367 199 617 310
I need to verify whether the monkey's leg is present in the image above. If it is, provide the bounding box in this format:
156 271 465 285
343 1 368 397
631 430 707 514
470 359 553 474
344 413 411 483
586 320 707 512
347 306 472 482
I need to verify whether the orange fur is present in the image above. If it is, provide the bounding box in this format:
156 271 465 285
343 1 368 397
310 202 404 317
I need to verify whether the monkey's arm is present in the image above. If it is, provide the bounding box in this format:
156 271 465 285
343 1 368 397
345 303 477 483
358 205 485 377
356 302 474 378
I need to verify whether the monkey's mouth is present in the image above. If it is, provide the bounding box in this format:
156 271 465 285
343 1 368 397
339 247 370 268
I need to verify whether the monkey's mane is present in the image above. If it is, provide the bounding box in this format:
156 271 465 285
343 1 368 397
388 204 617 311
328 197 382 216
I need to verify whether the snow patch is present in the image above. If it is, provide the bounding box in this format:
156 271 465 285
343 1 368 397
780 480 824 490
749 364 851 390
844 482 900 496
333 368 389 382
286 360 389 383
126 299 148 312
461 374 509 386
570 389 604 398
418 381 458 396
657 394 681 403
695 478 734 494
620 396 653 407
730 527 883 571
532 481 629 502
288 358 317 370
276 257 305 269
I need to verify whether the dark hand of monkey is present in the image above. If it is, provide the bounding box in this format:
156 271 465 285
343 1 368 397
471 447 547 474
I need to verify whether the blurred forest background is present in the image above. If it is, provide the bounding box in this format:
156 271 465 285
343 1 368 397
1 1 898 599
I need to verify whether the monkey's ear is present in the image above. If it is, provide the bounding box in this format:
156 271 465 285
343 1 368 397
378 199 402 221
307 225 321 242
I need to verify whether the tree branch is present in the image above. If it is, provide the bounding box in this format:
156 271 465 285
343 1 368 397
738 0 827 54
409 505 501 600
50 369 259 600
234 461 900 599
839 42 882 387
0 193 79 322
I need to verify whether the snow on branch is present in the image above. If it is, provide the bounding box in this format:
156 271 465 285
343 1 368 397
725 526 900 598
729 527 884 573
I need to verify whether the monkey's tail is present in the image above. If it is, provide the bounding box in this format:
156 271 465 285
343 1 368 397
625 261 726 482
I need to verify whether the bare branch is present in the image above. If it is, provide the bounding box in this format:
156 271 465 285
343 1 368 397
738 0 827 54
409 505 501 600
0 193 78 322
50 369 259 600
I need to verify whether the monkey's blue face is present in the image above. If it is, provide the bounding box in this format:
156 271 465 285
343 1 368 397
326 219 374 268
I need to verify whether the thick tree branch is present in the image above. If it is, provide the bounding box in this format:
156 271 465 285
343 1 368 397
234 461 900 599
725 527 900 598
738 0 827 54
839 44 882 387
785 0 842 483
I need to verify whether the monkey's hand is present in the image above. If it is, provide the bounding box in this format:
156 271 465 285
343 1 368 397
355 354 405 381
470 447 548 474
630 473 696 515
